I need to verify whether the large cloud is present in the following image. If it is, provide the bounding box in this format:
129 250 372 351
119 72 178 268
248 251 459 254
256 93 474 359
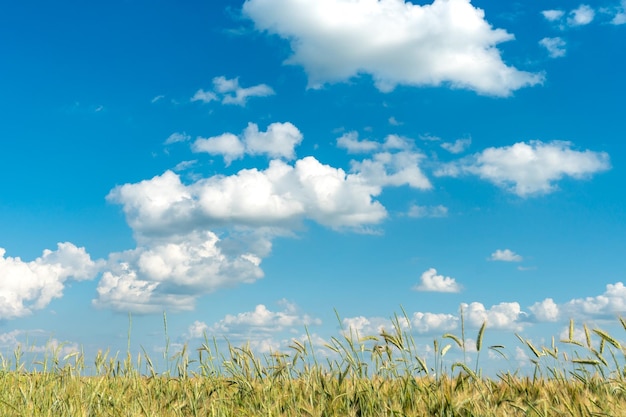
107 156 389 235
243 0 543 96
0 243 102 319
92 231 266 313
435 140 610 196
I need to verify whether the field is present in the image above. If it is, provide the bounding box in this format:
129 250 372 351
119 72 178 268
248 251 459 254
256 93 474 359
1 313 626 416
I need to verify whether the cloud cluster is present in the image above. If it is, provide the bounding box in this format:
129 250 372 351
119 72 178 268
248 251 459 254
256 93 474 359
243 0 543 96
191 76 274 106
529 283 626 323
413 268 461 293
0 243 102 319
435 140 610 197
193 122 303 165
342 311 458 336
186 302 321 352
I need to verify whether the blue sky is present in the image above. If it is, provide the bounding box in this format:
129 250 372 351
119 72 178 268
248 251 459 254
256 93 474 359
1 0 626 372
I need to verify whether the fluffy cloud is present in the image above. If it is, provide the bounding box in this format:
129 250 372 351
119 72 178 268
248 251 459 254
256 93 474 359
186 302 321 353
336 132 380 154
541 10 565 21
461 301 525 330
191 76 274 106
351 151 432 189
343 311 457 336
411 312 459 333
243 0 543 96
413 268 461 293
489 249 522 262
407 205 448 218
560 282 626 319
567 5 595 26
192 122 303 163
92 231 266 313
539 37 567 58
192 133 246 165
529 298 560 322
435 140 610 197
0 243 102 319
209 303 322 334
107 156 388 235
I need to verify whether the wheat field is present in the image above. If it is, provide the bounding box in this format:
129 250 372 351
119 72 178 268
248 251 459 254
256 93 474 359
1 313 626 416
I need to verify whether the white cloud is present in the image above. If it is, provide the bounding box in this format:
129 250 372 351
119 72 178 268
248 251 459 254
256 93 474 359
441 138 471 154
151 95 165 103
541 10 565 21
461 301 525 330
342 311 456 336
243 122 302 159
210 304 322 334
243 0 543 96
407 204 448 218
413 268 461 293
212 76 275 106
192 133 245 165
539 37 567 58
187 320 210 339
190 89 218 103
435 140 610 197
351 151 432 189
388 116 402 126
336 132 380 154
613 0 626 24
92 231 266 313
568 5 595 26
173 160 197 172
489 249 522 262
560 282 626 319
0 243 102 319
411 312 458 333
164 132 191 145
107 157 387 235
192 76 275 106
192 122 303 163
529 298 559 322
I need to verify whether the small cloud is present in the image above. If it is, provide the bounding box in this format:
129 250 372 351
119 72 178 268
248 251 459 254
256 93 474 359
489 249 522 262
191 89 218 104
539 37 567 58
388 116 402 126
441 138 471 154
541 9 565 21
94 105 104 113
567 4 595 26
413 268 461 293
173 160 197 172
407 204 448 218
164 132 191 145
336 132 380 154
151 95 165 103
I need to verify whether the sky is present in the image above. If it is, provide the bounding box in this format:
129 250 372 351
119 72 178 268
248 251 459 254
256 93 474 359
1 0 626 374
